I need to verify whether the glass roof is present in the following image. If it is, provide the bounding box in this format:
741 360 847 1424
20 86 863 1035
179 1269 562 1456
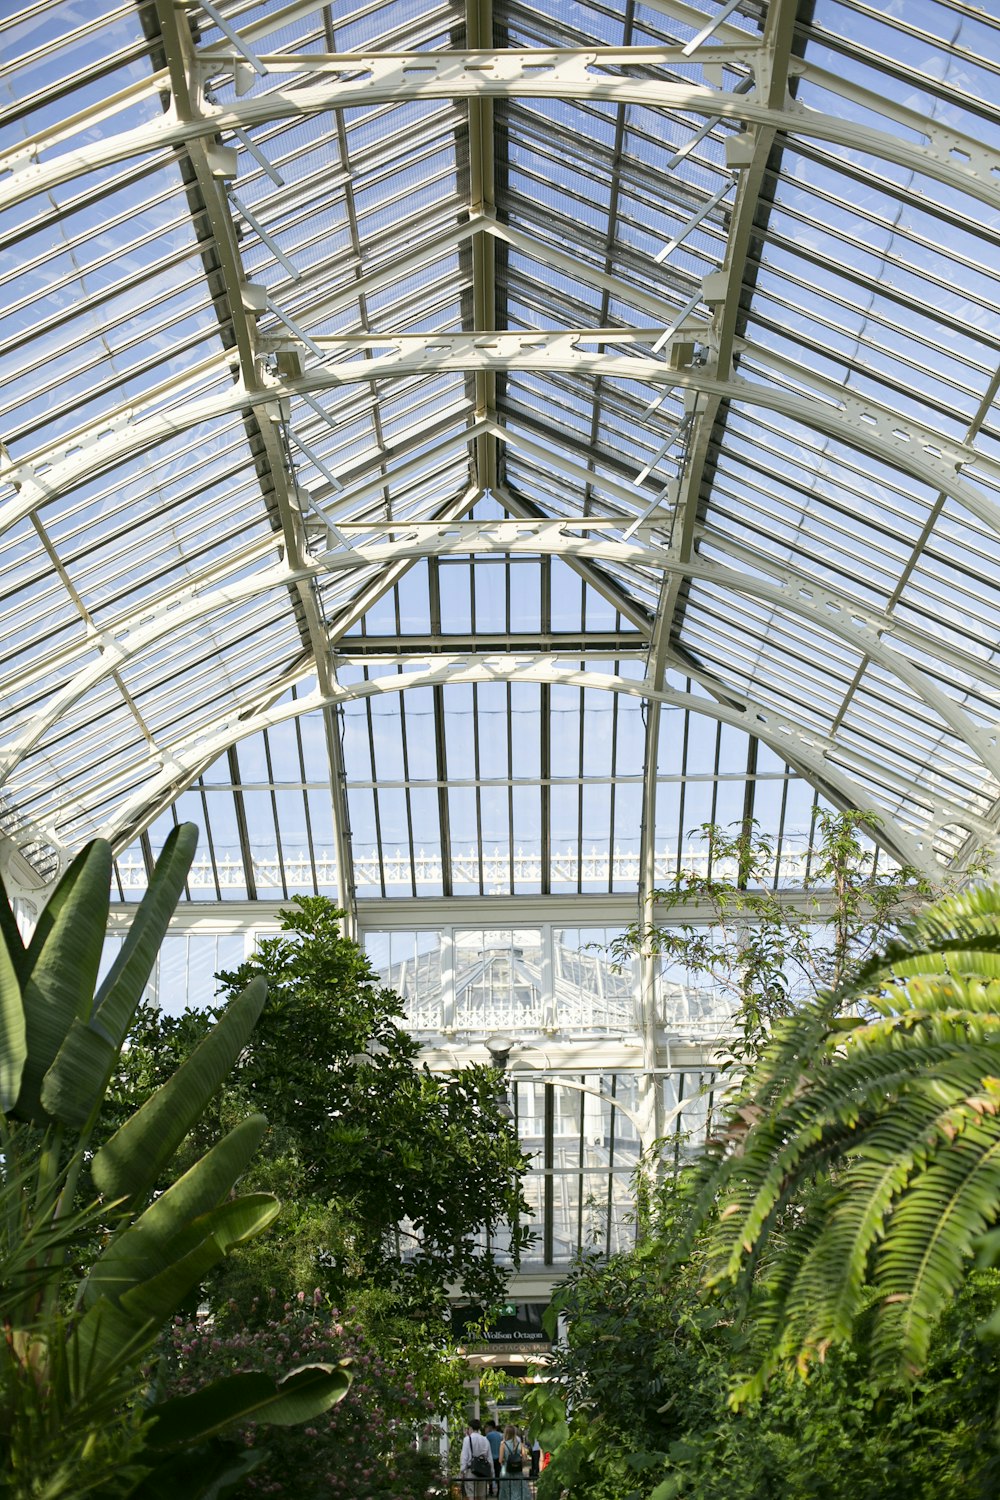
1 0 999 904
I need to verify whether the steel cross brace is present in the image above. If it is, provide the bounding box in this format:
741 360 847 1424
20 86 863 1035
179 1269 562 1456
0 417 489 717
3 50 998 216
4 525 993 854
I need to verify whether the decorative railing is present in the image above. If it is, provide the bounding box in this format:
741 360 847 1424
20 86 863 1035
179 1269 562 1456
112 846 823 891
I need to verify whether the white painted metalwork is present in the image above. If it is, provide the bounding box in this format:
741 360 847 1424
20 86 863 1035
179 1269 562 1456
5 52 998 215
7 345 999 545
4 0 1000 926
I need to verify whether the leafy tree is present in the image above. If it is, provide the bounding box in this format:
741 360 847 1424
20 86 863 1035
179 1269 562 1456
0 829 347 1500
614 811 929 1067
109 895 532 1322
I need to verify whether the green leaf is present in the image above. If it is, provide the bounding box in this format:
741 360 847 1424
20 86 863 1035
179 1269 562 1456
116 1194 280 1326
132 1442 268 1500
0 926 26 1112
94 823 197 1030
92 977 267 1202
41 824 197 1129
15 840 112 1123
84 1116 268 1309
40 1015 115 1129
70 1198 279 1387
147 1364 351 1449
625 1450 665 1471
69 1295 159 1392
0 874 26 983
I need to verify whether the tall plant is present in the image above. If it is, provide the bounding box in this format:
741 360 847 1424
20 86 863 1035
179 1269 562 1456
108 894 532 1321
614 810 928 1067
685 882 1000 1398
0 825 348 1499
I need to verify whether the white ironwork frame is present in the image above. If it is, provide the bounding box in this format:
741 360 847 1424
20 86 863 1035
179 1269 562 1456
4 50 998 216
7 522 998 806
87 654 942 877
6 343 995 543
3 0 999 916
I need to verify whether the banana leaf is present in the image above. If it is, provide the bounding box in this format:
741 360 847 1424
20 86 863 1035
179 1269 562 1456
130 1442 267 1499
84 1116 268 1309
42 824 198 1130
92 977 267 1203
0 931 26 1112
16 840 112 1123
146 1364 351 1449
116 1194 280 1327
0 875 26 981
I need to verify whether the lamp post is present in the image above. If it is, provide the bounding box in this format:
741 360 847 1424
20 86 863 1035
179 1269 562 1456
484 1033 518 1118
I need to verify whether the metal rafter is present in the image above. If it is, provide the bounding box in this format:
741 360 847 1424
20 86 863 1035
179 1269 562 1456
151 0 361 918
6 521 999 812
648 0 798 688
7 343 998 543
466 0 499 493
636 1 797 1099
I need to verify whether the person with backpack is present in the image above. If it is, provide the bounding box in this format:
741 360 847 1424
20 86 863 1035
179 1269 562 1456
499 1424 530 1498
461 1419 495 1498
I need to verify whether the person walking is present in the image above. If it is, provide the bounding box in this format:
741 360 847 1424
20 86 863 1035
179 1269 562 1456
484 1419 503 1494
499 1424 530 1499
461 1419 495 1499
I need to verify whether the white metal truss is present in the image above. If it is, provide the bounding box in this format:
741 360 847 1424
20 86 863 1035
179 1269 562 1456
6 342 999 543
10 522 1000 795
4 49 999 217
151 0 360 921
4 0 1000 913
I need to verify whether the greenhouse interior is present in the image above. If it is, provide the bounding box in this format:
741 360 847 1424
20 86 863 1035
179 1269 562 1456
2 0 1000 1495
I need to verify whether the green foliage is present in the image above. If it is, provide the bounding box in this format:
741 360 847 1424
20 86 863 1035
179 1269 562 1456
162 1293 436 1499
539 1200 1000 1500
536 867 1000 1500
687 882 1000 1394
108 895 532 1319
615 812 927 1068
0 830 347 1498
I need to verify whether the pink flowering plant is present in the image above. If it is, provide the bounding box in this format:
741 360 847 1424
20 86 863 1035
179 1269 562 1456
164 1291 439 1500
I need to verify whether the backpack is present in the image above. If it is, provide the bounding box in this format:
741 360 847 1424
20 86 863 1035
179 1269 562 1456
505 1440 523 1474
469 1438 493 1479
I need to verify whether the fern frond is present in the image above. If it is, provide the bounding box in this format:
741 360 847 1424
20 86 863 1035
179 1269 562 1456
687 881 1000 1388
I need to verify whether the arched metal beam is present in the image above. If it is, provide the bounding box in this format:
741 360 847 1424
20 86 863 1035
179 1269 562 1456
0 418 488 711
3 51 997 215
85 656 945 878
4 344 993 542
4 526 997 808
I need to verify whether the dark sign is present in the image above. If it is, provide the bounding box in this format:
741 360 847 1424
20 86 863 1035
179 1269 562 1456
452 1301 552 1350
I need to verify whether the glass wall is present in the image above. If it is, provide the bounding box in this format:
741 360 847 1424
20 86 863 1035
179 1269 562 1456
365 923 646 1036
102 929 246 1016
